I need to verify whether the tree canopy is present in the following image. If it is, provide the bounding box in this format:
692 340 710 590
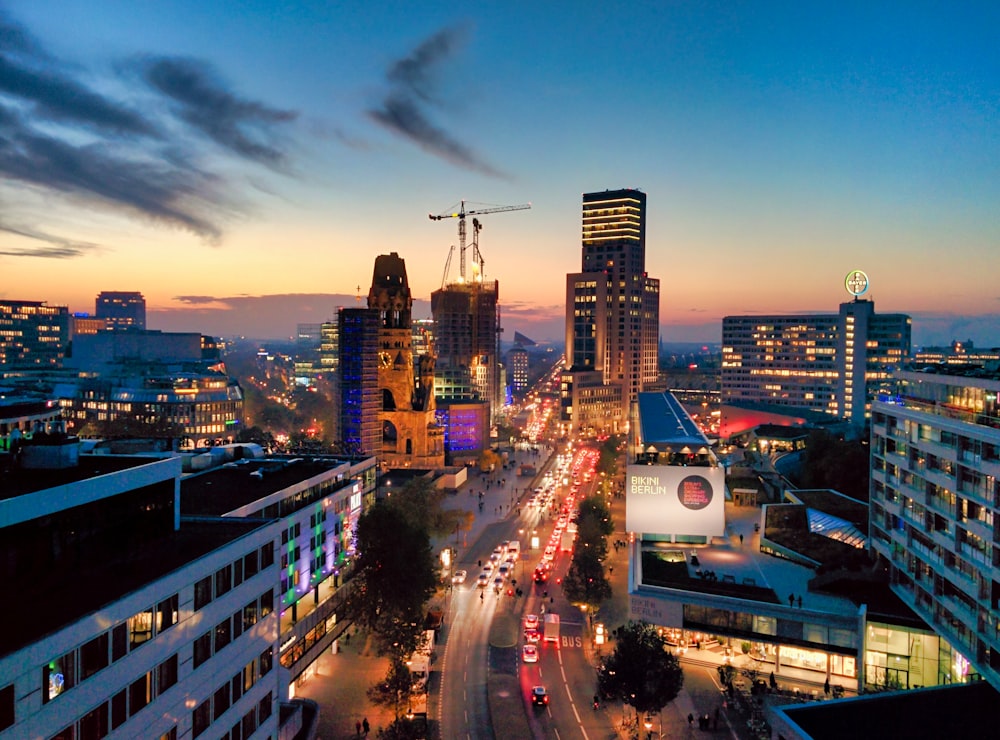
598 621 684 715
389 477 474 540
345 502 437 660
798 430 870 502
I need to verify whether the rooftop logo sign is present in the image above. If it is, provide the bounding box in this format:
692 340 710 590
845 269 869 297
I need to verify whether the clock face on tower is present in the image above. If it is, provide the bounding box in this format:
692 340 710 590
379 351 392 368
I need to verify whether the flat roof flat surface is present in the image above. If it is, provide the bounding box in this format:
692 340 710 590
2 518 267 657
0 452 152 502
636 392 710 447
181 457 356 516
778 681 998 740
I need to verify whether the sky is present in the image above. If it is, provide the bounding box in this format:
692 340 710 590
1 1 998 347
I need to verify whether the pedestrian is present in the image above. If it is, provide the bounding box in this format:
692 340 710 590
356 719 362 736
824 678 830 696
362 717 369 735
797 595 803 608
687 713 694 727
788 593 795 607
739 533 744 546
609 565 613 575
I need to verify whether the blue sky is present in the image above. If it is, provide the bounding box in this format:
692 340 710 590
1 1 998 345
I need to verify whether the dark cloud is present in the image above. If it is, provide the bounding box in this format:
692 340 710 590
0 9 298 253
368 25 507 178
370 94 505 177
0 222 100 258
138 56 297 167
0 53 157 136
0 103 223 240
387 26 464 104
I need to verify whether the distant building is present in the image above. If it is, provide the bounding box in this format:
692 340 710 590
722 299 910 429
508 345 529 394
338 306 380 457
0 299 70 370
293 322 324 380
95 290 146 331
562 188 660 434
870 366 1000 690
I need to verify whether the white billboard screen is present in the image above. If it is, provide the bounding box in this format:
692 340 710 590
625 465 725 537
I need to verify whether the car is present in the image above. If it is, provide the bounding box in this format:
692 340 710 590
451 569 467 585
531 686 549 706
493 576 505 591
522 644 538 663
524 614 539 629
533 567 549 584
498 564 511 580
524 628 540 643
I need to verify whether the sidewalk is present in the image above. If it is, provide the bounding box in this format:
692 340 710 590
291 630 395 740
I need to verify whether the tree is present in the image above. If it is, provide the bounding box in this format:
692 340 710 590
368 656 421 722
388 477 474 540
574 495 613 559
562 548 611 609
344 503 437 659
598 621 683 716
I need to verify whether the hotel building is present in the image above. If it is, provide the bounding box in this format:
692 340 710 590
562 189 660 435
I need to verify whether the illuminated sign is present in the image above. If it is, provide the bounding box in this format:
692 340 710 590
625 465 725 537
845 270 869 297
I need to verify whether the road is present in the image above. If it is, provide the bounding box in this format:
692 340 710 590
437 444 620 740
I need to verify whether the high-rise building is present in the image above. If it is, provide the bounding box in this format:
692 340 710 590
95 291 146 331
338 307 380 456
369 253 443 468
722 299 911 429
0 299 70 370
562 188 660 434
870 367 1000 689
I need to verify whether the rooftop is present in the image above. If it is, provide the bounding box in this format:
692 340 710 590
638 503 919 625
181 456 363 517
775 681 998 740
635 391 710 449
0 448 152 502
3 516 267 657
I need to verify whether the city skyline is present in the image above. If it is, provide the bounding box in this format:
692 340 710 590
1 2 998 346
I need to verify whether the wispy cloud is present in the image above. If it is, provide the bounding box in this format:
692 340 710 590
138 56 297 168
0 8 298 255
368 25 507 178
0 222 101 258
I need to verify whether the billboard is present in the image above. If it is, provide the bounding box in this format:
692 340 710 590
625 464 725 538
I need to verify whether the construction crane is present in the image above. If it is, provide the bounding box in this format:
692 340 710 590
429 200 531 283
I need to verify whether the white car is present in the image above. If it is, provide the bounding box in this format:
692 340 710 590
477 572 490 588
524 614 539 630
452 569 467 585
522 644 538 663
